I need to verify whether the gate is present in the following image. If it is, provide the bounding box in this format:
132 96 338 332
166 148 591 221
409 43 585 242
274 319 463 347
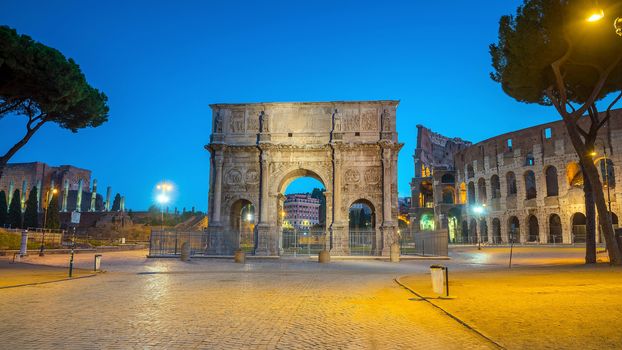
149 230 208 256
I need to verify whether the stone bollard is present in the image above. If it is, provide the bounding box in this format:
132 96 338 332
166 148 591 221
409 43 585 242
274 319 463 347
318 250 330 263
180 242 191 262
234 250 246 264
390 243 400 263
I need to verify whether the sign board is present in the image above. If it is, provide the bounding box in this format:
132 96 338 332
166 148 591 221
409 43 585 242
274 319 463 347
71 211 81 224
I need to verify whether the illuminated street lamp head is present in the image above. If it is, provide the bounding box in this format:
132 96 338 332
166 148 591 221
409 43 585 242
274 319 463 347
587 7 605 22
590 151 598 157
52 188 58 195
246 213 253 222
156 193 170 204
473 205 484 215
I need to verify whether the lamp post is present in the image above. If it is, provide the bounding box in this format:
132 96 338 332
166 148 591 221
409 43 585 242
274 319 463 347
156 182 172 231
39 187 58 256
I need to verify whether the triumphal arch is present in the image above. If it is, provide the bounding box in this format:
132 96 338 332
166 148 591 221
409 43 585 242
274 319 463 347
205 101 402 256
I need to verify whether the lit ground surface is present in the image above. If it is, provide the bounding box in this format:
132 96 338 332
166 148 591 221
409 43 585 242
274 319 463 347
0 246 617 349
0 258 94 288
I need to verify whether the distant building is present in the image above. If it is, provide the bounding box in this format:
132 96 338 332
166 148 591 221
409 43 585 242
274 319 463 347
409 125 471 237
0 162 119 214
283 193 320 229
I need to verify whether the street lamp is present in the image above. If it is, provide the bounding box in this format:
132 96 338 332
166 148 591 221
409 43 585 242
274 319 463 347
156 182 172 230
586 6 622 37
40 187 58 256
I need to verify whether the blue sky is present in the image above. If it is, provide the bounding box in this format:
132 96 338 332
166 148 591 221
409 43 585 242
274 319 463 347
1 0 567 210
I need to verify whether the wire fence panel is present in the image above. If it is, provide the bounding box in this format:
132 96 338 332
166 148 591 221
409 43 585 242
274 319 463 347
149 230 208 256
281 228 326 256
348 230 375 256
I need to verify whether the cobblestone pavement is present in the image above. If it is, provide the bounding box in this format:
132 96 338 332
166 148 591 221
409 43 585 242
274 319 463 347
0 254 494 349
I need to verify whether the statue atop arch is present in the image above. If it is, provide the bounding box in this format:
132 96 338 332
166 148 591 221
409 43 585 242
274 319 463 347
205 101 403 256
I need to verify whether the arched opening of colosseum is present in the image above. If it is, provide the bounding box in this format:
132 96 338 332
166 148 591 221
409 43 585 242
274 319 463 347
229 199 257 253
492 218 502 243
567 162 584 188
508 216 520 243
348 199 376 256
549 214 562 244
524 170 537 200
597 159 616 188
506 172 517 196
447 207 461 242
527 215 539 242
477 178 487 203
545 166 559 197
480 219 488 242
467 165 475 178
461 220 469 242
525 152 535 166
491 175 501 199
442 186 455 204
458 182 467 204
467 181 476 204
571 213 587 243
469 218 477 242
441 173 455 184
419 213 435 231
419 181 434 208
278 170 327 255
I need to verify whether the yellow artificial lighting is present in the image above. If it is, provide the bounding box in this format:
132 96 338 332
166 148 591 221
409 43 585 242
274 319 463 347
587 8 605 22
52 188 58 194
590 151 598 157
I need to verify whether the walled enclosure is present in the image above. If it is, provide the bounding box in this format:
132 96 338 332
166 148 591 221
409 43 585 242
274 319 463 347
206 101 403 256
453 109 622 244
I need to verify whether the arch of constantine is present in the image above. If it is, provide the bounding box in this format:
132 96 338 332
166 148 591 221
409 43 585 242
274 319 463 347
205 101 403 256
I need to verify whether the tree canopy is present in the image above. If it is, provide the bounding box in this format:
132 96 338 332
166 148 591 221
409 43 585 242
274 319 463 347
23 186 39 229
7 189 21 228
490 0 622 110
45 194 60 229
0 190 7 226
0 25 109 175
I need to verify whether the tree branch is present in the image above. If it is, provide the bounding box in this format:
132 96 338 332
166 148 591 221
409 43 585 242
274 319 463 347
597 91 622 130
0 115 49 169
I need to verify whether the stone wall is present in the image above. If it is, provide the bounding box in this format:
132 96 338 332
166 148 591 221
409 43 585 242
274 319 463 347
453 109 622 244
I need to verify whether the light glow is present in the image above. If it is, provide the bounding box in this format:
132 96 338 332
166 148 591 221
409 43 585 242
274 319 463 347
157 194 170 204
587 8 605 22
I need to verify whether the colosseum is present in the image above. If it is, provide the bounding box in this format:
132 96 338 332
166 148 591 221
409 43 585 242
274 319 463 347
410 109 621 245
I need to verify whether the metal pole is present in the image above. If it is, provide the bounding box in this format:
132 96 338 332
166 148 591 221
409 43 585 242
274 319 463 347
509 239 514 269
69 227 75 277
444 267 449 297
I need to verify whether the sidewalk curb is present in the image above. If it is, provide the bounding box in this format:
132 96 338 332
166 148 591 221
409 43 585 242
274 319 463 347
0 273 97 290
394 276 506 350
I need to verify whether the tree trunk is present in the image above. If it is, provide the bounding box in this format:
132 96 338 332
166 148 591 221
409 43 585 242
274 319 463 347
583 164 596 264
581 155 622 265
562 118 622 265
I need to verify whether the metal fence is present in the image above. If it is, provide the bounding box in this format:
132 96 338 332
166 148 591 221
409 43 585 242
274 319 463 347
348 229 376 256
282 228 326 256
149 230 208 256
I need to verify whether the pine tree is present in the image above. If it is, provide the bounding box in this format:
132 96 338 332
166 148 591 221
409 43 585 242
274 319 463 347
111 193 121 211
45 193 60 229
0 190 7 227
23 186 39 229
8 189 22 229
